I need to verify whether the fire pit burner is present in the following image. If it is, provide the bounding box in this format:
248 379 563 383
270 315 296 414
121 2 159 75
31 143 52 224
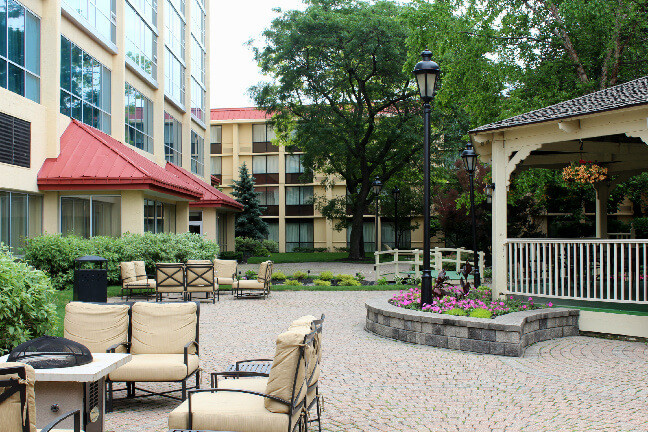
7 335 93 369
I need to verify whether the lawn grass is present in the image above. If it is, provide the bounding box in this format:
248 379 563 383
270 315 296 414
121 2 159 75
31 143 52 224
248 252 374 264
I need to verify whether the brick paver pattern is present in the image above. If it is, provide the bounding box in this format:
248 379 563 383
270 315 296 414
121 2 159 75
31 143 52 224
106 291 648 431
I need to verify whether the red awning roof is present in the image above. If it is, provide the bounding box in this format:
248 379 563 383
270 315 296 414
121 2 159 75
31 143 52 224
38 120 202 200
166 163 243 211
210 107 271 121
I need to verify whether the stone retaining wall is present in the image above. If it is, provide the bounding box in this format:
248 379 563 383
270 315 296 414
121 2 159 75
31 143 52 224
365 298 580 357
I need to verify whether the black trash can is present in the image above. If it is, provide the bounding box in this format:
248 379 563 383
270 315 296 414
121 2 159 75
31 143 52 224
74 256 108 302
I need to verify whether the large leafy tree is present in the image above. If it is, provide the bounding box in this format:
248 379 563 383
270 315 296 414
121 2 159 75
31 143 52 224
251 0 440 260
231 163 269 240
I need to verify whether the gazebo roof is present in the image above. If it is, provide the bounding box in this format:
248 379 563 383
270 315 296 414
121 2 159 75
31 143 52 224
471 76 648 133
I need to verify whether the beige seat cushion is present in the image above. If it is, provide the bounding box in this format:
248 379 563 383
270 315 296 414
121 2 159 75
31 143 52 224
0 362 36 432
64 302 130 353
264 327 311 413
130 302 197 355
187 260 212 264
133 261 147 280
120 261 137 284
233 280 265 289
168 390 300 432
124 279 155 289
108 354 199 382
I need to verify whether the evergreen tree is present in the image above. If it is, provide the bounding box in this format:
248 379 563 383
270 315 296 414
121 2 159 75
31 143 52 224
231 163 269 240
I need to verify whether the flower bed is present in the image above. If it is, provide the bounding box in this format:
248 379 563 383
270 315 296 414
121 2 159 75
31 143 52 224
390 286 552 318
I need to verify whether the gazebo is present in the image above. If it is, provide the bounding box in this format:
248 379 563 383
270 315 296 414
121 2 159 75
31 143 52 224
470 76 648 337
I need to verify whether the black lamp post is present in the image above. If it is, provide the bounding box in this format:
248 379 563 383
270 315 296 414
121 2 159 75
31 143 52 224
413 49 440 306
461 143 481 287
392 187 400 249
372 176 382 252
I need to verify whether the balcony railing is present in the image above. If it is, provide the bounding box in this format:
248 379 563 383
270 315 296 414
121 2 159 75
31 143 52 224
507 239 648 304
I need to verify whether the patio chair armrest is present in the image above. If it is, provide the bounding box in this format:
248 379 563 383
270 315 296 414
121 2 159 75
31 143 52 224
106 342 129 353
211 370 270 387
184 340 199 365
235 358 273 370
40 409 81 432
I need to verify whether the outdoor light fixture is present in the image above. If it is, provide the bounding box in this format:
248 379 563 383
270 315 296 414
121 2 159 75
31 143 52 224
484 183 495 204
462 143 481 288
372 176 382 253
413 49 440 306
392 187 400 249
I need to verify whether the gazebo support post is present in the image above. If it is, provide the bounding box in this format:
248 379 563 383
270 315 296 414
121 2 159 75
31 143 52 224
594 182 609 239
490 134 509 300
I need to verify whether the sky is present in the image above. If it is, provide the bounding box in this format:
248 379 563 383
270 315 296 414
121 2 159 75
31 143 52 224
209 0 306 109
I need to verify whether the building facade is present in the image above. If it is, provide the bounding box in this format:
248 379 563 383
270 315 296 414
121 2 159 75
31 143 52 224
210 108 426 253
0 0 241 254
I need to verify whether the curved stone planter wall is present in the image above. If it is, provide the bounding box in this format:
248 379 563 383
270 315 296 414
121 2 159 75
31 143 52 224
365 298 580 357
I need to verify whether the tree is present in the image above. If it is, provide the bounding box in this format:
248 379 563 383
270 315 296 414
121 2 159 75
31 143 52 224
251 0 450 260
231 163 269 240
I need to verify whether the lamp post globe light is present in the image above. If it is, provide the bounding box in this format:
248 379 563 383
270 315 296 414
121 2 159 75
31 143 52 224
392 187 400 249
461 143 481 288
413 49 440 306
372 176 383 253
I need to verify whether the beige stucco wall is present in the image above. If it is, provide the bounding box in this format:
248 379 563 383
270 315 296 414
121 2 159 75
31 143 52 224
579 311 648 338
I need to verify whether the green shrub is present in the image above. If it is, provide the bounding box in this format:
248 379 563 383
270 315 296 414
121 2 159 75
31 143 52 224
219 251 243 261
292 271 308 280
376 277 388 285
235 237 279 257
284 279 301 286
262 239 280 253
443 308 468 316
24 233 219 290
0 245 58 354
313 279 331 286
469 309 492 319
338 275 361 286
633 217 648 239
355 272 365 282
318 271 334 281
245 270 257 280
272 271 287 281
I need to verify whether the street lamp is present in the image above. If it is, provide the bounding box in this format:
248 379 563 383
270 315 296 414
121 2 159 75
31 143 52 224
462 143 481 288
392 187 400 249
484 183 495 204
413 49 440 306
372 176 382 253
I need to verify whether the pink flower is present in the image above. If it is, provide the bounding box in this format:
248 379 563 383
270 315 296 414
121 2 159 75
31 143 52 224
547 302 553 307
522 305 527 309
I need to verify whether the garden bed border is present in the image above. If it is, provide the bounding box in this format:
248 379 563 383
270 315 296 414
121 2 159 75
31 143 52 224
365 298 580 357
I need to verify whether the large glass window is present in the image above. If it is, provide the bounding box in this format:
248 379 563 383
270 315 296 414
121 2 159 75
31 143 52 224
286 154 304 174
265 219 279 244
164 48 185 106
165 0 184 59
190 37 204 84
286 221 313 252
191 130 204 176
381 221 411 249
144 199 176 233
61 0 116 44
60 195 120 238
256 186 279 206
190 0 204 45
252 155 279 184
252 124 276 143
125 82 153 153
0 190 41 254
125 2 157 80
60 36 111 133
286 186 313 206
0 1 40 103
164 111 182 165
128 0 156 26
210 125 221 153
210 156 221 175
189 0 205 122
190 78 204 122
347 221 376 253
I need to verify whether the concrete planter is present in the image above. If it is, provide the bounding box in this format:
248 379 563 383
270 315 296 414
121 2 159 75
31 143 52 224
365 298 580 357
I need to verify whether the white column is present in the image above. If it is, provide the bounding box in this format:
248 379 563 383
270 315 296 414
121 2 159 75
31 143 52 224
594 182 609 239
491 134 508 299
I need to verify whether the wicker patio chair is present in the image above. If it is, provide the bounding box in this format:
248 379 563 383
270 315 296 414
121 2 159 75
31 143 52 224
186 260 217 303
156 263 186 302
213 259 238 296
232 260 273 299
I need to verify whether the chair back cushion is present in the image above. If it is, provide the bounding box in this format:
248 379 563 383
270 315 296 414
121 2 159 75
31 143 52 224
213 259 237 279
264 326 312 413
64 302 130 353
120 261 137 284
0 362 36 432
257 261 273 283
186 263 214 285
288 316 321 382
133 261 147 281
156 263 185 287
130 302 197 355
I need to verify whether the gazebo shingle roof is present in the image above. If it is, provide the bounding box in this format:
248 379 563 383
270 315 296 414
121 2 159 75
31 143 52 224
470 76 648 133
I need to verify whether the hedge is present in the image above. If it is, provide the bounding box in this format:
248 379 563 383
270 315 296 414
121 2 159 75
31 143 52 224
24 232 220 290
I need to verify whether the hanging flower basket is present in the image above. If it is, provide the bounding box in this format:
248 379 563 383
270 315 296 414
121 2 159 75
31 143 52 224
562 160 608 184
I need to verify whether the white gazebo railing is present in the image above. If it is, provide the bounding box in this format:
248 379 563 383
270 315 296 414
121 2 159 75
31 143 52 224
375 247 485 281
507 239 648 304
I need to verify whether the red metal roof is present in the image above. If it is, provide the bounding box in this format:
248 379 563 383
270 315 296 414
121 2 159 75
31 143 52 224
166 163 243 211
38 120 202 200
210 107 271 121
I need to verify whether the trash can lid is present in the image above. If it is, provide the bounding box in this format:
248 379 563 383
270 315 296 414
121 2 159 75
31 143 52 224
75 255 108 262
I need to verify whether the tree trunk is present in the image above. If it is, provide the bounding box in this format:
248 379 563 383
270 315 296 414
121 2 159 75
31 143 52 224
348 210 367 261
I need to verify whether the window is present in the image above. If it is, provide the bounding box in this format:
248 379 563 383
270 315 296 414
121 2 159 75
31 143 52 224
60 37 111 133
0 191 41 254
286 153 312 183
164 49 185 106
265 219 279 244
252 124 277 152
210 156 221 175
381 221 411 249
169 0 184 15
347 221 376 253
164 112 182 165
0 111 29 167
128 0 156 26
191 130 204 176
61 0 115 44
144 199 176 233
285 186 313 216
125 2 157 80
190 0 205 45
125 82 153 153
210 125 221 153
252 155 279 184
60 195 120 238
0 1 40 102
164 0 185 106
256 186 279 216
190 78 204 122
286 221 313 252
190 37 204 84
